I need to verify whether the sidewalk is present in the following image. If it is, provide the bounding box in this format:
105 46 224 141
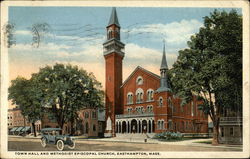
9 135 242 150
76 137 242 150
9 135 41 139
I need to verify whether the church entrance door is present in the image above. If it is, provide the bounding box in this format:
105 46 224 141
142 120 147 133
131 119 137 133
122 121 126 133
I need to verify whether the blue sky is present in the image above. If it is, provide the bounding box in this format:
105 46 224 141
8 7 241 87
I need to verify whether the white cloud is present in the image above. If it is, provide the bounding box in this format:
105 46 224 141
125 43 177 67
10 42 71 52
123 19 203 45
15 30 31 35
51 44 103 58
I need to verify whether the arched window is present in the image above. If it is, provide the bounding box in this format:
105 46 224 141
115 28 120 40
157 120 164 130
157 120 161 130
147 105 153 113
161 120 164 129
141 106 144 114
127 107 132 114
108 30 113 39
127 92 133 104
136 88 144 103
140 92 143 102
85 112 89 119
136 76 143 85
92 111 97 119
158 97 163 107
147 89 154 101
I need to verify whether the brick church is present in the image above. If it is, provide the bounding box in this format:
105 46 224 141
103 8 208 137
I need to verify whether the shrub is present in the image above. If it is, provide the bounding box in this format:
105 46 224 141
153 131 183 141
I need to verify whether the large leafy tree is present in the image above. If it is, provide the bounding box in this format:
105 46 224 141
32 63 104 134
170 10 242 145
8 77 43 137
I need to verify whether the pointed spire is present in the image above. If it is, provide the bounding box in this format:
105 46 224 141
160 42 168 70
156 41 171 93
108 7 120 27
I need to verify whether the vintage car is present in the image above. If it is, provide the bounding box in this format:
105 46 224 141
40 128 75 151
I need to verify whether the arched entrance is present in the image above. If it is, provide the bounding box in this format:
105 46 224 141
128 122 130 133
131 119 137 133
142 120 147 133
115 122 118 133
122 121 126 133
138 121 141 133
148 121 151 133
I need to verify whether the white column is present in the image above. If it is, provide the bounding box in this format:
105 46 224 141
120 121 122 133
129 121 131 133
126 121 128 133
118 122 121 133
147 120 150 133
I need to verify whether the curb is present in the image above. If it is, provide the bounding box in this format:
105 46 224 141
76 138 156 144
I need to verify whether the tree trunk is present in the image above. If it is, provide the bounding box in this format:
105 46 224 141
70 116 75 135
59 121 64 135
32 122 36 137
212 121 219 145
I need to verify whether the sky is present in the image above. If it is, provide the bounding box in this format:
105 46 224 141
8 7 241 91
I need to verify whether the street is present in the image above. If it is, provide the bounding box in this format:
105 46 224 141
8 137 242 151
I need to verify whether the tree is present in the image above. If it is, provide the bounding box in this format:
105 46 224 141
8 77 43 137
32 63 104 134
170 10 242 145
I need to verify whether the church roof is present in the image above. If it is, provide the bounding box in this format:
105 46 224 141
108 7 120 27
160 43 168 70
121 66 160 88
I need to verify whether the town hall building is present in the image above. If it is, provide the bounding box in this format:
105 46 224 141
103 8 208 137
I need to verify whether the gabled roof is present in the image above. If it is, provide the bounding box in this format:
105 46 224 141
121 66 160 88
108 7 120 27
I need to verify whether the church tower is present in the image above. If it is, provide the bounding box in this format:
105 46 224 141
157 43 171 92
103 7 125 137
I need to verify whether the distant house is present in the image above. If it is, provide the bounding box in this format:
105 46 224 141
41 107 105 137
8 107 41 135
219 108 242 144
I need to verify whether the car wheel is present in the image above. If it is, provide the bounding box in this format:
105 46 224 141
41 138 47 148
67 140 75 149
56 140 64 151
